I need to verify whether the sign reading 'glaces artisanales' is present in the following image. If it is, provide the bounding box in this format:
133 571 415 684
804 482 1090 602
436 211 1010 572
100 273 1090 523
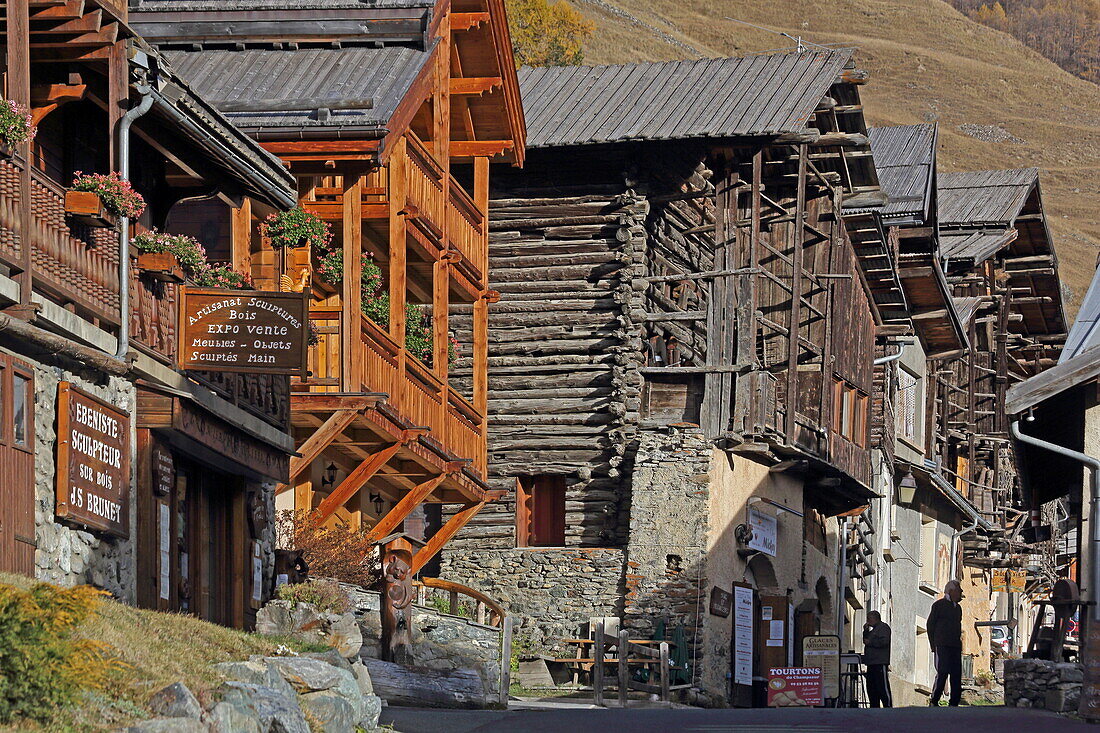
55 383 131 537
179 287 309 376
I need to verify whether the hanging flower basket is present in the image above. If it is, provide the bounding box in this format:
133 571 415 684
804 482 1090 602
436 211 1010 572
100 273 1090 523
67 171 146 226
0 98 36 153
261 207 332 250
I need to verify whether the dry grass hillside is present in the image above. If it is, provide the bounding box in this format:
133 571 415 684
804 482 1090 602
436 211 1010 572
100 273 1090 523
568 0 1100 313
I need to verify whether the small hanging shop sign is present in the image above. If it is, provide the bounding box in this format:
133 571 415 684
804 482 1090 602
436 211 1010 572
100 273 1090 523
55 383 131 537
178 287 309 376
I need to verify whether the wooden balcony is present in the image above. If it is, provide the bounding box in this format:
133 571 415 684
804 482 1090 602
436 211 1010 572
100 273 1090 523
303 133 487 289
0 156 289 431
298 307 487 478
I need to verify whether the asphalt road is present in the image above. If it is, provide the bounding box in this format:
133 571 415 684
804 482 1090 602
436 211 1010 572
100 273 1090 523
380 705 1091 733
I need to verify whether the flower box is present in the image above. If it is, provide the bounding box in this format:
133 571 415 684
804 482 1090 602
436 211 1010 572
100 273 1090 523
136 252 185 283
64 190 116 228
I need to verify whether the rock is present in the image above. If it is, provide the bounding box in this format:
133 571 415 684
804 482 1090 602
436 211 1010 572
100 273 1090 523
256 600 323 639
205 700 263 733
300 690 359 733
358 693 383 731
322 613 364 659
266 656 346 693
147 682 202 720
351 661 375 696
218 682 310 733
127 718 207 733
215 660 298 700
305 648 355 674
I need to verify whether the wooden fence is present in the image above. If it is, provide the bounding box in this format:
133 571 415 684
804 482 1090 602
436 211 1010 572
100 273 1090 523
590 620 687 707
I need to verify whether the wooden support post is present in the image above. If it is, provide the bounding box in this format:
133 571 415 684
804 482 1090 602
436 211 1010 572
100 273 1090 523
389 138 408 359
499 616 514 707
6 0 32 312
343 174 364 390
618 629 629 707
433 258 450 381
593 621 606 707
314 440 404 521
473 292 490 418
433 12 451 170
365 473 449 542
474 157 489 282
231 199 252 275
409 500 486 573
276 409 361 494
784 144 808 441
293 478 314 514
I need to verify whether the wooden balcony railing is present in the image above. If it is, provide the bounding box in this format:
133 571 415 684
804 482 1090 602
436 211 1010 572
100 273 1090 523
0 156 289 430
447 179 487 280
298 307 487 478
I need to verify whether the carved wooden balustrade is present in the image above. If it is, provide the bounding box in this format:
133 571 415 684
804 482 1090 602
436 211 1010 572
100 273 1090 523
0 156 289 431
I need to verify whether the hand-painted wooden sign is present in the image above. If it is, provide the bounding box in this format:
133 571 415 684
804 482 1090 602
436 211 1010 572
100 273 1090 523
55 383 131 537
179 287 308 376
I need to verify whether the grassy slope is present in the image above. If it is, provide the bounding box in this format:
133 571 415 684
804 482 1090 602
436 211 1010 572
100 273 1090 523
569 0 1100 313
0 573 310 731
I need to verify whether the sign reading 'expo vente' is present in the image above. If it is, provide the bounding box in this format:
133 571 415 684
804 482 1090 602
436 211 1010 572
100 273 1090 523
179 287 309 376
55 383 131 538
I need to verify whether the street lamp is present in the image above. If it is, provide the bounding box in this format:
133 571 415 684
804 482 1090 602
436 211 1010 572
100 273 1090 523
898 472 918 505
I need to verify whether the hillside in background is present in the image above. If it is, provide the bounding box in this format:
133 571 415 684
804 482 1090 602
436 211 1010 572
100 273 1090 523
562 0 1100 313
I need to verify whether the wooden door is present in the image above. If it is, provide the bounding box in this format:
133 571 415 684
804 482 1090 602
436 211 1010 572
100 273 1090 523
0 356 35 575
756 594 791 702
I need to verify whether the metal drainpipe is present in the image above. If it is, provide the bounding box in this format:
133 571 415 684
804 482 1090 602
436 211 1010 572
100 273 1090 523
873 345 906 366
115 85 154 360
1010 420 1100 622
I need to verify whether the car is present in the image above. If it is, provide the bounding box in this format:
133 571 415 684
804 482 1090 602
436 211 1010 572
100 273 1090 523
991 625 1012 655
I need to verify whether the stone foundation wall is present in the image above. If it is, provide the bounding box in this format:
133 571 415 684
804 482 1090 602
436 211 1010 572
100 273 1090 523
1005 658 1083 712
439 547 624 651
621 428 712 680
23 354 136 601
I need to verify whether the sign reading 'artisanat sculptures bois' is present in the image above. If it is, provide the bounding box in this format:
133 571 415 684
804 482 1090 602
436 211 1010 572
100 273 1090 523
179 287 309 376
55 383 131 537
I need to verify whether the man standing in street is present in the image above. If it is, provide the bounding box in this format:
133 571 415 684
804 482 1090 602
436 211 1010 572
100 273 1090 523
928 579 965 706
863 610 893 707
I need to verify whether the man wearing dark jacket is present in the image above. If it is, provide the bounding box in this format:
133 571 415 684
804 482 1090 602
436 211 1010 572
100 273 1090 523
862 610 892 707
927 579 965 706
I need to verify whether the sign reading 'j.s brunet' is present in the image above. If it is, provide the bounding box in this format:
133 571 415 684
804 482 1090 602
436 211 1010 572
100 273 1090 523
55 383 131 538
179 287 309 376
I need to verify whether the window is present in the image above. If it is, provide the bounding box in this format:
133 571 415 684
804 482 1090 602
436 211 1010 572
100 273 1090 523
832 377 868 447
919 516 937 589
896 366 922 445
0 356 33 451
12 371 30 448
516 475 566 547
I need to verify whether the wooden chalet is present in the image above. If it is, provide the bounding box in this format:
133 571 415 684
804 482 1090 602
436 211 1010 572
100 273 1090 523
131 0 526 572
0 0 303 627
443 49 883 551
930 168 1066 560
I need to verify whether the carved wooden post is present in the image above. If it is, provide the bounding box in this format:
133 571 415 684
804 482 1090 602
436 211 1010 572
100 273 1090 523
380 536 415 662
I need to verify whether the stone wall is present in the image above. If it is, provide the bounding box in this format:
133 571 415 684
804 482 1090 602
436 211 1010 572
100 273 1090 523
1005 658 1083 712
621 428 711 677
23 354 136 602
439 547 624 651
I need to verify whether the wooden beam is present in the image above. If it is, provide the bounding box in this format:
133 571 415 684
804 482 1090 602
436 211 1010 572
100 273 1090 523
365 473 450 542
261 139 381 155
451 140 513 158
277 409 362 494
343 174 364 390
314 439 408 521
409 501 486 573
450 76 501 95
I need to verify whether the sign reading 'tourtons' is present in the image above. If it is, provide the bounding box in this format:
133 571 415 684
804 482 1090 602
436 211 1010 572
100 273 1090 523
55 383 131 537
179 287 309 375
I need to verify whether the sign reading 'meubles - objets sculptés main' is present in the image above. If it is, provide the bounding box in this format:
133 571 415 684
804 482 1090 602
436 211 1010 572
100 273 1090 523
179 287 309 376
55 383 131 538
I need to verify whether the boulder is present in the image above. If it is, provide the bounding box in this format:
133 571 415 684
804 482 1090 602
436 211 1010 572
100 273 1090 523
299 690 359 733
256 601 322 639
215 660 298 700
304 649 355 674
266 656 346 693
322 612 364 659
147 682 202 720
204 700 263 733
351 661 375 696
218 682 310 733
127 718 207 733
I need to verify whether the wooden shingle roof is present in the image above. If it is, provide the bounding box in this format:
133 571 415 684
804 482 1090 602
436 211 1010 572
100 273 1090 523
518 50 854 149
